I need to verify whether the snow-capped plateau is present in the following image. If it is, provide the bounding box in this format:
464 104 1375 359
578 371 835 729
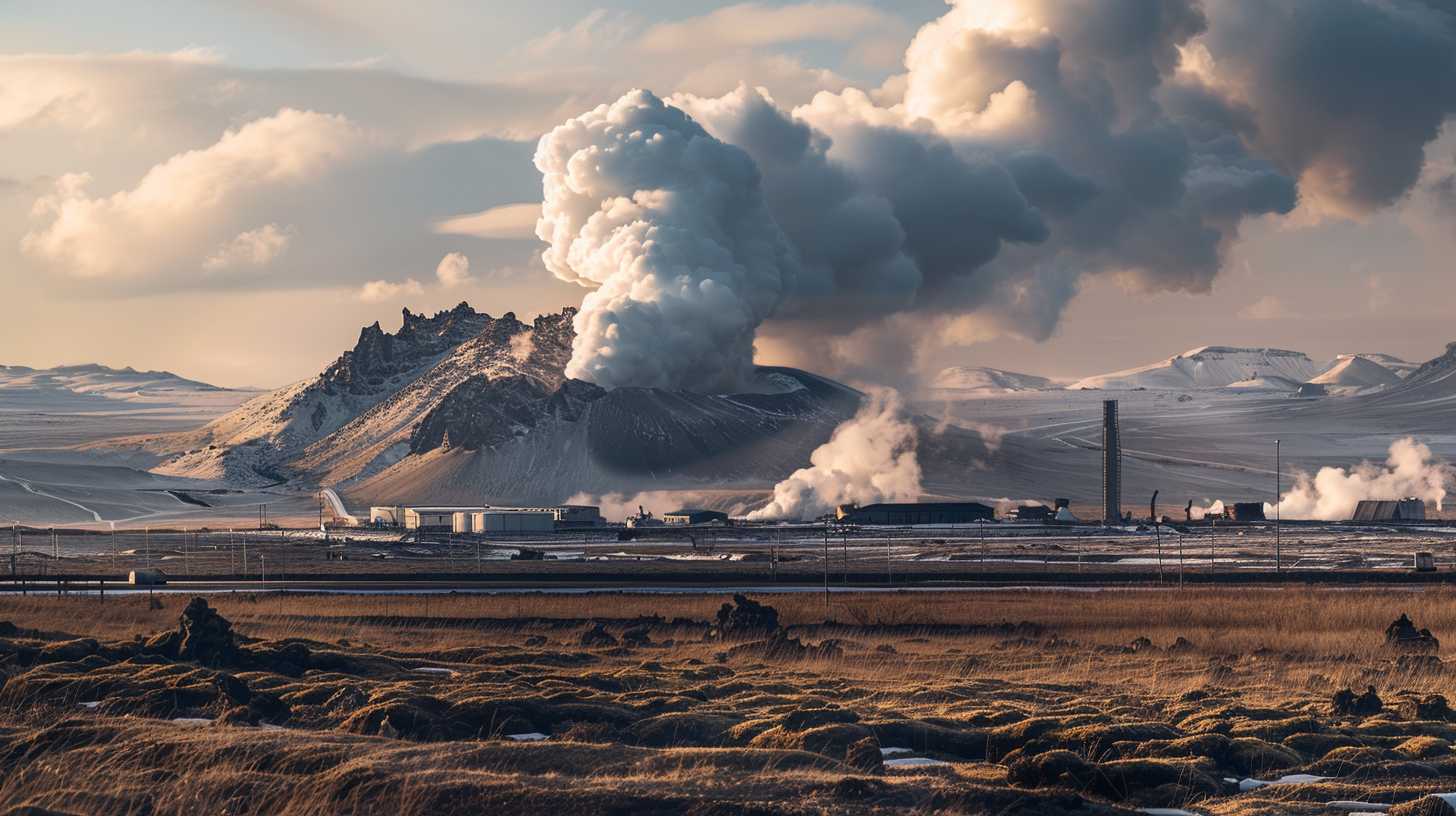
931 366 1055 393
1070 346 1325 391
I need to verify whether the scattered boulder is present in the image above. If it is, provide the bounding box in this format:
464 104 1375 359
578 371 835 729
844 738 884 773
1386 614 1440 652
1399 694 1454 721
579 624 618 648
1390 795 1456 816
524 635 547 647
715 595 779 639
724 631 843 662
1333 685 1383 716
176 598 239 666
213 673 250 706
621 626 652 647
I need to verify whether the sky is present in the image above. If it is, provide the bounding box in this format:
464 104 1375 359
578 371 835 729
2 0 1454 389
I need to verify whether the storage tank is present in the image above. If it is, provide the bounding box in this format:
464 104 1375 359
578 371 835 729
473 511 554 533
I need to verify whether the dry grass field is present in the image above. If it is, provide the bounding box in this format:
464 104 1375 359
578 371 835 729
2 588 1456 814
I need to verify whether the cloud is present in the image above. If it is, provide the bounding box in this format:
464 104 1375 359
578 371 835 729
534 89 798 392
202 224 294 273
434 202 541 239
1238 294 1299 320
1191 0 1456 217
22 109 370 282
358 278 423 302
639 3 900 53
434 252 472 287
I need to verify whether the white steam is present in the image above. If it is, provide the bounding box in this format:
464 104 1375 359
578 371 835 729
747 388 921 521
1268 438 1449 521
534 89 798 393
1189 500 1225 521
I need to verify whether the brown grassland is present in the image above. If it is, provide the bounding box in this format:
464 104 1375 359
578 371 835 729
2 588 1456 814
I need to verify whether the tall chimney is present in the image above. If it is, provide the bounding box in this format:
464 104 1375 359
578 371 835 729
1102 399 1121 525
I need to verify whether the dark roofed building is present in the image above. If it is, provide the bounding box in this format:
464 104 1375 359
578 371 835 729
662 509 729 525
1228 502 1266 522
1015 504 1052 522
1352 499 1426 522
836 502 994 525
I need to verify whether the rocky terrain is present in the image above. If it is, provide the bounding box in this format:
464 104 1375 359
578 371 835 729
4 590 1456 814
90 305 865 504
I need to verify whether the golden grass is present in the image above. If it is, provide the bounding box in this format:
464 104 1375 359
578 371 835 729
0 588 1454 814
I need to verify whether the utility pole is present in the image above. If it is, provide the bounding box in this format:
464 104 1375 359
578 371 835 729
1275 439 1282 574
822 529 829 613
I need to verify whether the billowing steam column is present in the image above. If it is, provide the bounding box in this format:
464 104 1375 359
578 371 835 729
1102 400 1121 525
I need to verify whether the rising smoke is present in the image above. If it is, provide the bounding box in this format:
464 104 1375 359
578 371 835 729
1269 438 1450 521
536 0 1456 391
534 90 798 393
747 388 921 521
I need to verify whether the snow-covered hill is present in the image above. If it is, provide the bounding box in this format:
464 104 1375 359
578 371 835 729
1332 352 1417 378
97 304 864 500
932 366 1054 393
0 364 238 406
1308 354 1403 391
1070 346 1324 391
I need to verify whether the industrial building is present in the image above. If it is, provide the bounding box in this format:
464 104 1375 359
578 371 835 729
836 502 994 525
1015 504 1052 522
663 509 729 525
1352 499 1427 522
405 507 484 531
371 503 600 531
1227 502 1267 522
1102 400 1121 524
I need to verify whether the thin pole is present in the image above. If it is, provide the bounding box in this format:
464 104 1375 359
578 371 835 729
1275 439 1282 574
822 530 829 613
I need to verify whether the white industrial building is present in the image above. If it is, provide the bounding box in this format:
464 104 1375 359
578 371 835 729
373 503 600 532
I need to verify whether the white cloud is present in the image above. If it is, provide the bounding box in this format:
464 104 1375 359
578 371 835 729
1238 295 1299 321
434 202 541 240
434 252 472 287
22 108 369 282
638 3 899 53
358 278 423 302
202 224 293 272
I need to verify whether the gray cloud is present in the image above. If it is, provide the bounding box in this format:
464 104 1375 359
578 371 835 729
1198 0 1456 214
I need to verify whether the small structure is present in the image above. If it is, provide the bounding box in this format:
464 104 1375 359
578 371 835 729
1228 502 1267 522
1352 498 1427 522
326 546 348 562
1014 504 1052 522
1295 382 1329 398
1414 551 1436 573
471 510 555 533
129 568 167 585
836 502 994 526
488 505 603 526
663 509 729 526
404 506 484 531
369 506 405 527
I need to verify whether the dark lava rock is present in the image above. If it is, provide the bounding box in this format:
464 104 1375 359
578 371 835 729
621 626 652 647
1333 685 1383 715
1386 613 1440 652
580 624 618 648
524 635 547 647
715 595 780 639
845 738 884 773
176 597 239 666
214 673 251 705
1401 694 1454 721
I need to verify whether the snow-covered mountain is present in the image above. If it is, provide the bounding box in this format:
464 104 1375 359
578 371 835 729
1070 346 1324 391
932 366 1054 393
1308 354 1403 391
1331 352 1417 378
100 304 863 500
0 364 237 405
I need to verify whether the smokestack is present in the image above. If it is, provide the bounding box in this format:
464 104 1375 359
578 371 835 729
1102 400 1121 525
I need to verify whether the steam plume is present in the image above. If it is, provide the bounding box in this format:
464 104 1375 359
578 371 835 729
534 89 798 392
747 388 921 521
1269 437 1449 521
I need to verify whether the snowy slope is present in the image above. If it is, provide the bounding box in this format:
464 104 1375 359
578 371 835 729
1308 355 1402 390
932 366 1054 392
97 304 864 498
1332 352 1417 378
0 364 240 406
1070 346 1324 391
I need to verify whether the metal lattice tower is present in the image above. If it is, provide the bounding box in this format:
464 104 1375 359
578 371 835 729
1102 400 1121 525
